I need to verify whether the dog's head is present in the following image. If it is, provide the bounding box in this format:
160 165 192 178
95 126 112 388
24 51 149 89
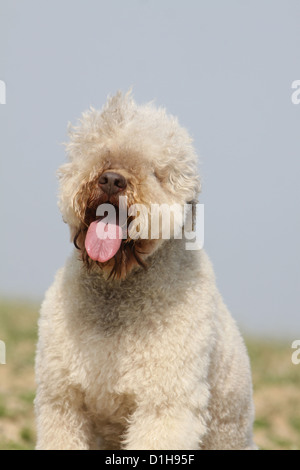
58 91 200 279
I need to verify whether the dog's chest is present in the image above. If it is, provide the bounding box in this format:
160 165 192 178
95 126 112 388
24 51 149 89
76 273 176 335
67 291 177 417
66 264 198 418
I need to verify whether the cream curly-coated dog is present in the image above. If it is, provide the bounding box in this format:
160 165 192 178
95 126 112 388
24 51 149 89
35 91 256 450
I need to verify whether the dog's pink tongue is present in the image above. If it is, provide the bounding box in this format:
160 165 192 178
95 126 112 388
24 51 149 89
85 220 122 263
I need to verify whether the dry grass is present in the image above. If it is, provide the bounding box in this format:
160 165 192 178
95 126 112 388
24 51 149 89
248 339 300 450
0 299 299 450
0 299 37 449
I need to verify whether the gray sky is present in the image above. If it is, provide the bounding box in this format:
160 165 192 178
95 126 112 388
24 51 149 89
0 0 299 337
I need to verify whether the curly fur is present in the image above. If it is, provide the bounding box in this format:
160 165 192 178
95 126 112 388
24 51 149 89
35 91 256 450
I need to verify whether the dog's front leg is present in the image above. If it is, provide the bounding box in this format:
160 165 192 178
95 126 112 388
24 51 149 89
122 404 207 450
35 388 92 450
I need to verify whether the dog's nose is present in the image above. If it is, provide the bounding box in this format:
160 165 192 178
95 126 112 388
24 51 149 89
98 171 127 195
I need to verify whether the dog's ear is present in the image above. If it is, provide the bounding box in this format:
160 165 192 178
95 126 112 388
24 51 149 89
165 161 201 204
62 217 81 244
57 162 74 184
57 162 81 228
69 225 78 243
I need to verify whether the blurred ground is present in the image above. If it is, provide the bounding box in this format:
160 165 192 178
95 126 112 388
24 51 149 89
0 299 299 450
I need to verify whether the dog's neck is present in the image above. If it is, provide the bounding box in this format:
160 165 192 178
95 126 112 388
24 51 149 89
71 237 197 286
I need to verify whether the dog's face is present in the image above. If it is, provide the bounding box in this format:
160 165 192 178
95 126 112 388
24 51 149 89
58 92 200 279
